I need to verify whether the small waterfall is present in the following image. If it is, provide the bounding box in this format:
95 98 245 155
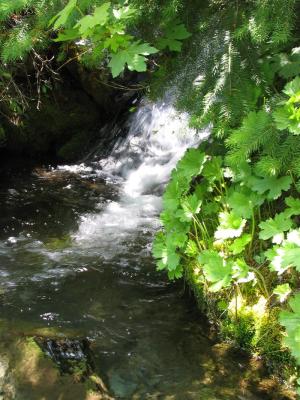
71 93 210 253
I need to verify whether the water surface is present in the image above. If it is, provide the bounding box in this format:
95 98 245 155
0 98 274 399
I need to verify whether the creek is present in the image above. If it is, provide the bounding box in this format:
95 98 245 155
0 95 271 399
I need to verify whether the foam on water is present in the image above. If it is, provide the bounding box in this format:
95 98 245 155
73 94 209 252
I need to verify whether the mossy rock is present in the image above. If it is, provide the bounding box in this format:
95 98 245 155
0 336 113 400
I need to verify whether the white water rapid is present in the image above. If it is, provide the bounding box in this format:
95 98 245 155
71 95 210 254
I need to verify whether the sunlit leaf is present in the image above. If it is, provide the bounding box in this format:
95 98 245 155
280 294 300 363
108 41 158 77
229 234 252 255
273 283 291 302
214 211 246 241
259 213 292 243
198 250 232 292
49 0 77 29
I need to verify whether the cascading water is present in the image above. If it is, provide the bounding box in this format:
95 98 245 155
0 94 265 400
71 94 209 253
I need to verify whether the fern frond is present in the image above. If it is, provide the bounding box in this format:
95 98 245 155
226 111 273 164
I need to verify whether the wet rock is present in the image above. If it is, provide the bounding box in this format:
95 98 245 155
0 336 114 400
36 337 91 377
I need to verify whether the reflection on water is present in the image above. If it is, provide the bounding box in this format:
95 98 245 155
0 97 275 399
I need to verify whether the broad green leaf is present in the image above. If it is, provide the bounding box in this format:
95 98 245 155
227 188 263 219
280 294 300 363
157 23 191 52
249 175 292 200
168 265 183 279
232 259 253 283
198 250 232 292
166 231 187 250
176 194 202 222
75 3 110 36
274 77 300 135
176 149 206 180
201 156 223 182
162 180 181 211
267 240 300 274
283 76 300 97
152 231 166 259
153 232 180 271
54 28 80 42
49 0 77 29
104 34 132 52
259 213 293 243
229 234 252 255
214 211 246 241
228 161 252 184
108 41 158 77
160 211 190 233
285 197 300 217
273 283 291 302
273 104 300 135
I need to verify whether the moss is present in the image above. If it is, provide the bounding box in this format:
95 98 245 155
185 265 297 384
0 334 113 400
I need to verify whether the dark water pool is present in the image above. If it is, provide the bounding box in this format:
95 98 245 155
0 160 275 399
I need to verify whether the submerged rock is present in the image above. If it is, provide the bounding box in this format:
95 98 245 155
0 335 114 400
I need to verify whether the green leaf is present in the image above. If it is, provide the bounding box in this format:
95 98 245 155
104 34 132 52
267 231 300 274
54 28 80 42
214 211 246 241
280 293 300 363
229 234 252 255
283 76 300 97
198 250 232 292
49 0 77 29
273 283 291 303
75 3 110 36
249 175 292 200
163 180 180 211
176 194 202 222
176 149 206 180
160 211 190 233
152 231 166 259
285 197 300 217
232 259 253 283
201 156 223 182
274 77 300 135
152 232 181 271
166 231 187 250
157 23 191 52
259 213 293 243
185 240 198 257
108 41 158 77
168 265 183 279
278 50 300 79
227 188 263 219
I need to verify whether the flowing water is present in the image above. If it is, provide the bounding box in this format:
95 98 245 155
0 97 273 399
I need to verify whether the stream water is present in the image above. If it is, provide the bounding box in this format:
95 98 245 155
0 97 272 399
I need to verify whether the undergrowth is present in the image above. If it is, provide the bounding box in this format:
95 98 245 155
151 0 300 393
